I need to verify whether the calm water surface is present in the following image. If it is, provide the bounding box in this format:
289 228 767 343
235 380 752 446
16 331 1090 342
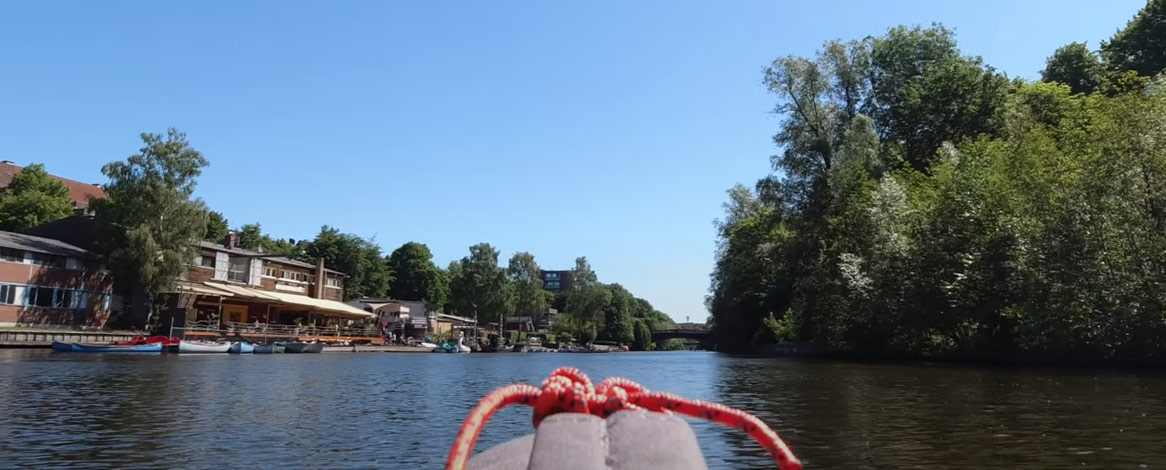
1 350 1164 469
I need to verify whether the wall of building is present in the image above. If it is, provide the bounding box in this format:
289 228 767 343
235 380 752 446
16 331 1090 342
0 256 113 328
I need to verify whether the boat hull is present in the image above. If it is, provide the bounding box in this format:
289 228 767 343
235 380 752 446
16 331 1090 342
228 342 255 354
51 341 74 352
253 343 285 354
178 340 231 353
284 342 324 353
72 342 163 353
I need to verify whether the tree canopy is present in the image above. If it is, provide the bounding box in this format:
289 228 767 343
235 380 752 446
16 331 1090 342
92 129 209 328
448 243 512 326
506 252 548 315
303 226 392 300
204 211 228 242
709 10 1166 363
388 241 448 308
1102 0 1166 77
1042 42 1104 94
0 163 73 232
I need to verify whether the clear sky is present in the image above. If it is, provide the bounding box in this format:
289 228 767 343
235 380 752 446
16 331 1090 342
0 0 1146 322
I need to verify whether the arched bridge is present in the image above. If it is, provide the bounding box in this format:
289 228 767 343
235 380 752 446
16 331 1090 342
651 328 713 342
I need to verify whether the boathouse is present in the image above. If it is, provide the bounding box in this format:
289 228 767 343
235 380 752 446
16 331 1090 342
163 233 379 344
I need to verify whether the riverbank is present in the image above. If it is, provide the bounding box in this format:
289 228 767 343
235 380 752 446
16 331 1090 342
0 327 142 348
754 341 1166 370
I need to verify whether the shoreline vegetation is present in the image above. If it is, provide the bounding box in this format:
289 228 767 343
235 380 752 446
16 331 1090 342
709 0 1166 365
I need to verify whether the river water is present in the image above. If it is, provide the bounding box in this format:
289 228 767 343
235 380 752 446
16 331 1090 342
0 349 1163 469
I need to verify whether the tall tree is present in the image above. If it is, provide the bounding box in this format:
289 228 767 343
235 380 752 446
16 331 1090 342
564 257 610 343
92 129 209 328
304 226 392 300
448 243 511 328
867 25 1010 171
1042 42 1104 94
204 210 228 242
237 223 264 250
387 241 447 309
600 284 636 344
506 252 548 315
1102 0 1166 77
0 163 73 231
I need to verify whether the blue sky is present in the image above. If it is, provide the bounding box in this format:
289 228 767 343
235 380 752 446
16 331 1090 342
0 0 1145 322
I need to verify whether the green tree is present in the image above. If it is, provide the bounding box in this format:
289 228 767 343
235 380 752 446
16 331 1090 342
1042 42 1104 94
304 226 392 300
237 223 264 250
1102 0 1166 77
506 252 548 315
92 129 209 328
387 242 447 309
600 284 636 344
867 25 1011 171
0 163 73 232
448 243 511 327
204 211 228 242
564 257 610 343
632 319 652 351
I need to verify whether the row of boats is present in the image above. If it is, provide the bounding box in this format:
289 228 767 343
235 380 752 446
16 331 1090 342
51 336 326 354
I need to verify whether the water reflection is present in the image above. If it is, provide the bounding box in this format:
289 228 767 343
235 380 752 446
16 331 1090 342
1 350 1165 469
711 358 1166 469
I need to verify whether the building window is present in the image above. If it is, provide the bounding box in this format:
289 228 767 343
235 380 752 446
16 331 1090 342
200 256 216 268
545 272 559 280
30 253 65 268
0 285 16 304
546 281 560 289
263 266 277 277
28 287 54 307
326 276 342 288
280 270 308 282
0 247 23 263
227 257 249 283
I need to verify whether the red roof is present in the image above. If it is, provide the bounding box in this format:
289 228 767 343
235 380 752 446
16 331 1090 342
0 161 106 209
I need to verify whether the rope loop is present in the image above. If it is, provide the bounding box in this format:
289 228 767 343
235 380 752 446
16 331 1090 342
445 367 802 470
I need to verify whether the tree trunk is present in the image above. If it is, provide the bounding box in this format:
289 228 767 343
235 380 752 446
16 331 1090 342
129 281 149 330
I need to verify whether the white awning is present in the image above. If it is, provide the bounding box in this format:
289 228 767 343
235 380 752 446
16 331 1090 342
263 290 375 318
201 282 373 318
204 282 280 301
176 282 235 297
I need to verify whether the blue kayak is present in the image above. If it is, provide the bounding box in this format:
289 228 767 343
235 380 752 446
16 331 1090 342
228 341 254 354
70 342 163 353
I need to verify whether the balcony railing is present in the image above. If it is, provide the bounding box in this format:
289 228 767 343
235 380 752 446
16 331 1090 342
181 319 380 338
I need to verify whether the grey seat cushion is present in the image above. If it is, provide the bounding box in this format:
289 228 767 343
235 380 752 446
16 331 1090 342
468 411 708 470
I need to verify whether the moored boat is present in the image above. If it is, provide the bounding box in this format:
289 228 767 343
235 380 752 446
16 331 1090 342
113 335 180 347
228 341 255 354
72 342 163 353
253 343 285 354
284 341 324 353
51 341 74 352
432 336 471 353
178 340 231 353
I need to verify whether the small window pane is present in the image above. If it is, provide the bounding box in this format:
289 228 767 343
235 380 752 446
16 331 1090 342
0 248 23 263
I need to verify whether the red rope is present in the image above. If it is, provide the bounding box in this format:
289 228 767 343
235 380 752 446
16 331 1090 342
445 367 802 470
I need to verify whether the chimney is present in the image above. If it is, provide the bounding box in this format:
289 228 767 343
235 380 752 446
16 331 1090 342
314 258 326 299
224 231 239 249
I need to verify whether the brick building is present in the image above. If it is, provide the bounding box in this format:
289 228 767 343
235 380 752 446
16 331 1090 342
0 161 106 214
0 230 114 328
